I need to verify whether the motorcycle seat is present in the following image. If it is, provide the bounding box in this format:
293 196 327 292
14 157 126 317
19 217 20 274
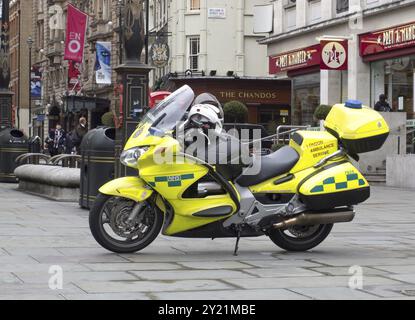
235 146 299 187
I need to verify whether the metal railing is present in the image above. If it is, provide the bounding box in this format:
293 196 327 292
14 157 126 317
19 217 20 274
15 153 51 165
307 126 322 132
275 125 311 145
49 154 82 168
15 153 81 168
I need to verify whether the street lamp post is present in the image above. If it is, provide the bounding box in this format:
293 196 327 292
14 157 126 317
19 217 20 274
114 0 152 178
145 0 149 64
0 0 13 130
27 36 34 137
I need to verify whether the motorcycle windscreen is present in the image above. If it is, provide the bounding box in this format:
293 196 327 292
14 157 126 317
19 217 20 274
125 85 195 150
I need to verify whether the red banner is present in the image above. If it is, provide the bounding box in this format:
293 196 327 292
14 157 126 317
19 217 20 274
64 4 88 62
68 61 82 93
360 21 415 57
320 40 348 71
269 45 320 74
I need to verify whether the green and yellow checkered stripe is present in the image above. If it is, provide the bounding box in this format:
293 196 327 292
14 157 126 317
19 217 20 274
310 173 366 193
149 174 195 188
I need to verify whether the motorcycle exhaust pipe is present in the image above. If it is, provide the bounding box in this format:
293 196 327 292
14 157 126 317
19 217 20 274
273 209 355 230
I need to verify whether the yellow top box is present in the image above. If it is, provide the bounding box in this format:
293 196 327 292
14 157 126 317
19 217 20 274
324 100 390 154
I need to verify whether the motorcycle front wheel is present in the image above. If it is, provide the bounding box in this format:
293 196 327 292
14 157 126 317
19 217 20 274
89 193 163 254
268 224 333 252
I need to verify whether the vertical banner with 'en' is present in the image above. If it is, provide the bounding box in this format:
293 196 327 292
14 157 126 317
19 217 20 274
64 4 88 63
95 42 112 85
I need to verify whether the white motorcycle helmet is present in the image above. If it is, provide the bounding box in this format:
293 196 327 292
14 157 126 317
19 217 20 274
193 93 224 121
187 103 223 136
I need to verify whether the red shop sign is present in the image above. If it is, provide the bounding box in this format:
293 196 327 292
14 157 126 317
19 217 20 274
269 44 320 74
360 21 415 57
320 40 348 70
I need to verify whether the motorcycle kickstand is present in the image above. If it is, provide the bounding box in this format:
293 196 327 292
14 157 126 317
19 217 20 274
233 228 242 256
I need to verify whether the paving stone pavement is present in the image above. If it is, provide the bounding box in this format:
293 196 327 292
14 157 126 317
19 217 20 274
0 183 415 300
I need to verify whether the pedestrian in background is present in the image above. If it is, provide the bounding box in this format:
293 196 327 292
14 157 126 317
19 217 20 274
374 94 392 112
45 124 66 157
70 117 88 154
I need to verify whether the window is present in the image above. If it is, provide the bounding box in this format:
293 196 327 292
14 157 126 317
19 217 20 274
293 73 320 125
95 0 105 19
37 21 44 49
189 0 200 11
308 0 321 24
259 108 291 133
102 0 110 21
366 0 379 7
371 56 415 117
38 0 44 13
152 2 156 29
159 0 162 26
336 0 349 14
188 37 200 71
10 51 15 74
84 59 89 82
285 7 296 31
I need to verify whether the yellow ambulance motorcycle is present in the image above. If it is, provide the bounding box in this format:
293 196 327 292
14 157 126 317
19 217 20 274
89 85 389 255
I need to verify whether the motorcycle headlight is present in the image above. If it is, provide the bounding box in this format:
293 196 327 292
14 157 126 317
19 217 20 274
120 147 148 168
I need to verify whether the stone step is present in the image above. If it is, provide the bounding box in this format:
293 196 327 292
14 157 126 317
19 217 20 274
368 181 386 186
364 173 386 184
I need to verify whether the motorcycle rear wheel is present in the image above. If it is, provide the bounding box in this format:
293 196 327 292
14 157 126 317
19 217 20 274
89 193 163 254
268 224 333 252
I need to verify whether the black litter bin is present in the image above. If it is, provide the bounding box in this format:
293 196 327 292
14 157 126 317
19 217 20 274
28 136 42 153
80 127 115 209
0 128 28 182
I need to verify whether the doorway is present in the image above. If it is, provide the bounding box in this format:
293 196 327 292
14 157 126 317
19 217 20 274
258 105 291 134
292 73 320 126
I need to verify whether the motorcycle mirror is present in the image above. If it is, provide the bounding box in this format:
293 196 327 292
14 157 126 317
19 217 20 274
149 127 166 137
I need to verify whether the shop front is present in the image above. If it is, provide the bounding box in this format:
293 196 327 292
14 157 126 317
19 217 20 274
291 73 320 126
63 96 111 132
270 40 351 126
170 77 291 132
269 44 323 126
360 21 415 119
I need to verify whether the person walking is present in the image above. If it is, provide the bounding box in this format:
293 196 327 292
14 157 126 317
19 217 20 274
374 94 392 112
70 117 88 154
45 124 66 157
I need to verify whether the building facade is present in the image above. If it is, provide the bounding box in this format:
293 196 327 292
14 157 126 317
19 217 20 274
30 0 123 141
260 0 415 125
156 0 293 127
9 0 33 135
20 0 295 139
168 0 269 78
26 0 169 141
148 0 170 87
